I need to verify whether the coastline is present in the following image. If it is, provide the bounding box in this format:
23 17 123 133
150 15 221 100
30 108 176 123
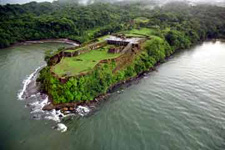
40 38 174 112
42 63 160 112
3 38 80 49
40 39 214 112
39 37 222 113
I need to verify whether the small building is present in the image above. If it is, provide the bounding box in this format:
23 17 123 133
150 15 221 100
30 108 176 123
106 36 143 47
106 36 145 54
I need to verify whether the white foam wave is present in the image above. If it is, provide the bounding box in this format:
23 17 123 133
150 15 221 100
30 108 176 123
56 123 67 133
76 106 90 117
18 65 70 132
29 95 69 132
45 109 65 122
28 95 69 132
17 65 45 100
30 96 49 114
18 65 93 133
28 95 65 123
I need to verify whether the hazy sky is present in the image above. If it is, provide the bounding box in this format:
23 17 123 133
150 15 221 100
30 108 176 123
0 0 53 5
1 0 225 5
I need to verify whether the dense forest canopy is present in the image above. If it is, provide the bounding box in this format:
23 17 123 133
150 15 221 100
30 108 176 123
0 0 225 48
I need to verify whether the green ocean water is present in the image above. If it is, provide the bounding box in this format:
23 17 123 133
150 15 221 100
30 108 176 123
1 41 225 150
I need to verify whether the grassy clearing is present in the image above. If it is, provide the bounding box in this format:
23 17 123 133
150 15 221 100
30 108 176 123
64 45 90 53
64 37 109 53
64 48 80 53
52 46 121 77
125 34 146 38
97 35 110 42
64 28 155 53
121 28 156 37
85 27 102 38
52 27 157 77
134 17 150 24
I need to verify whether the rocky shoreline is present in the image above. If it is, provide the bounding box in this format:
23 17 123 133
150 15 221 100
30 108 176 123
42 93 110 114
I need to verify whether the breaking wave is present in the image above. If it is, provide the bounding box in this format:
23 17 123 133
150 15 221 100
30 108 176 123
17 65 45 100
76 106 91 116
56 123 67 132
18 65 91 132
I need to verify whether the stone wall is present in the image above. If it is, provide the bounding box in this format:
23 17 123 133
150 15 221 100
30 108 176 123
48 41 107 66
121 43 132 54
48 39 143 84
107 40 129 46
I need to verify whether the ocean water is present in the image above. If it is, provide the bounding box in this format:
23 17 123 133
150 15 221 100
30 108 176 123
1 41 225 150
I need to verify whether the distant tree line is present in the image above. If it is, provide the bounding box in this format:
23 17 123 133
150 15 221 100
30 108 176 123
1 2 225 48
0 1 140 48
1 1 225 48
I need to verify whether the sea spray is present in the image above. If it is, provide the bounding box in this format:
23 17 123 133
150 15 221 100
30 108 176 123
30 95 49 114
45 109 65 122
56 123 67 133
76 106 91 117
18 65 46 100
18 65 92 132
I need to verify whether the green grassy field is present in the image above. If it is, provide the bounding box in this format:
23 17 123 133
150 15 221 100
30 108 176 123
52 28 156 77
134 17 150 24
52 46 121 77
64 46 90 53
64 28 153 53
121 28 156 37
97 35 110 42
64 37 108 53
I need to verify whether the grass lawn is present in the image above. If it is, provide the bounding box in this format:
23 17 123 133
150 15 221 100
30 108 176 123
52 46 121 77
85 27 101 38
97 35 110 42
64 46 89 53
64 37 109 53
64 48 80 53
121 28 156 37
134 17 150 24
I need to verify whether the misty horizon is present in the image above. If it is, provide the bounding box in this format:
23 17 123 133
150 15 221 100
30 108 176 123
1 0 225 5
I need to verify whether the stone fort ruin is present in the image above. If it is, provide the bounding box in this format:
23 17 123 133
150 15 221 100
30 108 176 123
106 35 145 54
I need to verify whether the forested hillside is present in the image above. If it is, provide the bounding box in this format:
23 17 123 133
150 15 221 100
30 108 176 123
1 1 225 48
0 1 140 48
